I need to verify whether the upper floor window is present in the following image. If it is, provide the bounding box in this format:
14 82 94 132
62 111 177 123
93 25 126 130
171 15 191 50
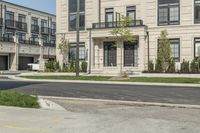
41 19 47 27
18 14 26 23
105 8 114 28
31 17 38 25
126 6 136 20
194 0 200 23
158 0 180 26
6 11 14 20
69 0 85 31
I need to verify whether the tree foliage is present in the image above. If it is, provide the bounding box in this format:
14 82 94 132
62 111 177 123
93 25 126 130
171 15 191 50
157 30 172 72
58 34 69 56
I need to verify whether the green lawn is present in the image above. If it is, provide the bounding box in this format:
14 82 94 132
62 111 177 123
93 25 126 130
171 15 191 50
21 76 200 84
0 91 39 108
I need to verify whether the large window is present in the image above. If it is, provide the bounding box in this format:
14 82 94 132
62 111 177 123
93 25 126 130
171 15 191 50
158 0 180 26
18 14 26 23
195 0 200 23
17 32 26 43
124 41 138 67
158 38 180 62
69 0 85 31
104 42 117 67
194 38 200 59
69 43 85 60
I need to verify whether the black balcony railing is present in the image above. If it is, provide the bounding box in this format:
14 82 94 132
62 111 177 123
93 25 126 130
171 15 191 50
92 20 144 29
43 42 56 47
16 22 27 32
5 19 15 28
31 25 39 33
41 27 50 34
0 36 14 42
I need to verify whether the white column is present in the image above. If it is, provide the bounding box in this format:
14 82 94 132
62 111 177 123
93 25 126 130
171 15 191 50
10 36 19 71
138 35 146 71
39 38 45 71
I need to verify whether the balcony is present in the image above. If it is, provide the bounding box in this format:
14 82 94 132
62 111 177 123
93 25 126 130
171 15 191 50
43 42 56 47
0 36 14 43
31 25 39 34
92 20 144 29
16 22 27 32
41 27 50 34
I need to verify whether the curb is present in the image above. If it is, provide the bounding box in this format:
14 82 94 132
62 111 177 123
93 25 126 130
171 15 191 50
9 76 200 88
40 96 200 110
38 97 66 111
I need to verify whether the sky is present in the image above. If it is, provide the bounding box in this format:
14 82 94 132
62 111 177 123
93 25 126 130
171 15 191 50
5 0 56 15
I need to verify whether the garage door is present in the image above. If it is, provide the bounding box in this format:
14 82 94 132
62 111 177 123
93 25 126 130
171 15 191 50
19 57 34 70
0 56 8 70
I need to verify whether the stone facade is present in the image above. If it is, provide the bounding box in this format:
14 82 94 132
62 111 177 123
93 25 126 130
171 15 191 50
0 1 56 71
56 0 200 74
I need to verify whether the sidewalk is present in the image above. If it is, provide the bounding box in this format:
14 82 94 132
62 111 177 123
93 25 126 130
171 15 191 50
1 99 200 133
9 75 200 88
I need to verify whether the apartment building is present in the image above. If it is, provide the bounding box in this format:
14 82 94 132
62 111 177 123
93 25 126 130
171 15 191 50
56 0 200 74
0 0 56 71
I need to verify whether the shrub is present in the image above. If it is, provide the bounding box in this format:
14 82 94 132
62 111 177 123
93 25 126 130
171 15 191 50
180 60 189 73
148 60 154 72
69 61 75 72
45 60 60 72
167 59 175 73
190 60 198 73
81 61 88 72
155 59 163 73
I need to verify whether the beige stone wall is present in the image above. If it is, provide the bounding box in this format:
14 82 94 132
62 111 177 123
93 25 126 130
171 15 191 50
56 0 200 73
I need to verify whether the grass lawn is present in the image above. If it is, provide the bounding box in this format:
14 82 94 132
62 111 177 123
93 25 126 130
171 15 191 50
21 76 200 84
0 91 39 108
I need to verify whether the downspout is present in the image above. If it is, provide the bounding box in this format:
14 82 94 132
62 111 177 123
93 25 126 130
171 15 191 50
88 28 92 74
147 31 150 69
98 0 101 23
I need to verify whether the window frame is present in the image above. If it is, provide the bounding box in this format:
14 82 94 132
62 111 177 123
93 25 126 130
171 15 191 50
69 42 86 61
194 38 200 59
158 0 180 26
68 0 85 31
124 41 138 67
194 0 200 23
126 6 136 21
103 41 117 67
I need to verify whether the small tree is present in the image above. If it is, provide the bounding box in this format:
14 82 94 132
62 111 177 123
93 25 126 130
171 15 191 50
58 34 69 68
157 30 171 72
110 16 136 75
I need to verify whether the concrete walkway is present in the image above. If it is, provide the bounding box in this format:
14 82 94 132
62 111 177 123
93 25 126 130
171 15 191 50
1 99 200 133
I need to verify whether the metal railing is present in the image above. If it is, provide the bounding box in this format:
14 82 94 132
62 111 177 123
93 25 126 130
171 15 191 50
16 22 27 32
92 20 144 29
5 19 15 28
41 27 50 34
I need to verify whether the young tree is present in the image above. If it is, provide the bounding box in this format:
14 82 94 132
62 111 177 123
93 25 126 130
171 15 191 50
58 34 69 68
157 30 171 72
110 16 136 75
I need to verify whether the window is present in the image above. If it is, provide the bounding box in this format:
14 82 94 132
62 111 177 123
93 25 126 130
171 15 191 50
126 6 136 21
30 34 39 45
124 41 138 67
158 38 180 62
31 17 38 25
195 0 200 23
158 0 180 26
52 22 56 34
42 35 49 44
4 32 14 42
104 42 117 67
17 32 26 43
105 8 114 28
41 20 47 27
69 0 85 31
6 11 14 20
194 38 200 59
18 14 26 23
69 43 85 60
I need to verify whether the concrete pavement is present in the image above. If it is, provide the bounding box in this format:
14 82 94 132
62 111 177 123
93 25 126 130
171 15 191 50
1 99 200 133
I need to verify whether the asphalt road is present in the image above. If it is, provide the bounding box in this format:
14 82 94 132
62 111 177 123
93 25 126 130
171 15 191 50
0 80 200 105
